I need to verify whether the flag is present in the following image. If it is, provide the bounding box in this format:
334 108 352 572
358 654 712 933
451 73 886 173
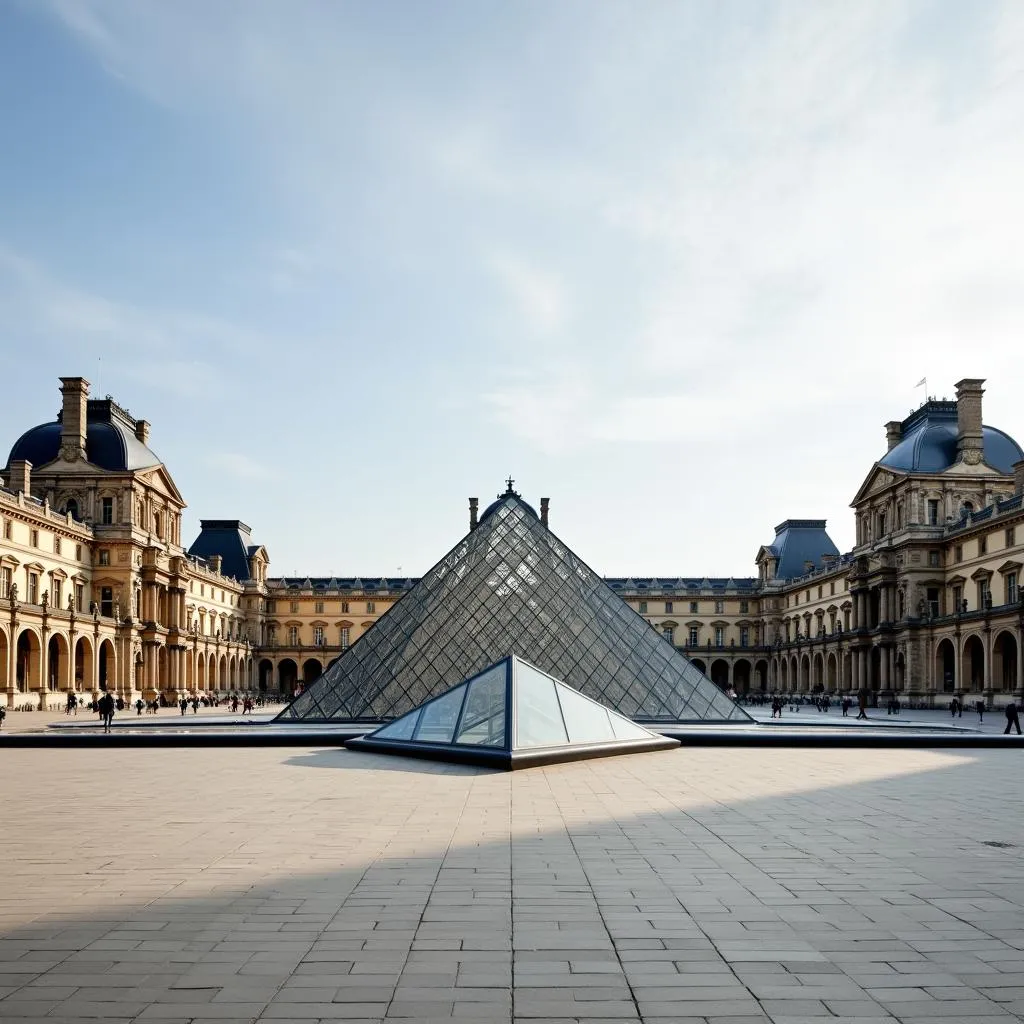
914 377 926 387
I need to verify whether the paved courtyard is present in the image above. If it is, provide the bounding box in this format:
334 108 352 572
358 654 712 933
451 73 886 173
3 744 1024 1023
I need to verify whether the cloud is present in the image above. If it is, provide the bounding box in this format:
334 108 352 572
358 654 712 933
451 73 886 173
202 452 275 482
485 252 568 336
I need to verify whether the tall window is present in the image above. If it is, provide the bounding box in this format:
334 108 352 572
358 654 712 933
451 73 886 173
954 544 963 562
54 537 62 555
30 529 39 547
341 601 349 613
714 600 724 614
740 627 749 648
52 578 62 609
290 601 299 613
927 587 940 618
952 585 962 613
315 601 325 614
714 626 724 646
830 581 836 595
0 566 10 599
661 625 674 645
689 601 698 613
288 626 298 645
153 511 162 538
927 499 939 525
100 497 114 524
979 579 991 609
1007 527 1017 548
1008 573 1019 605
366 601 375 613
340 626 350 648
100 586 113 617
75 583 84 612
638 601 647 613
27 572 38 604
739 600 749 613
313 626 324 646
3 520 10 539
664 601 673 613
687 626 699 646
979 535 988 555
98 549 110 566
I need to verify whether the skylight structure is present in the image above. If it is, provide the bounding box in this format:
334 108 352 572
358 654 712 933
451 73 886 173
277 484 750 725
347 655 679 769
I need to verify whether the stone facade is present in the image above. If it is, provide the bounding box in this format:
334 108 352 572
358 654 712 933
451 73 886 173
3 375 1024 710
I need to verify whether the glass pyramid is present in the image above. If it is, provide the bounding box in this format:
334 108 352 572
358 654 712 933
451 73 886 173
277 486 751 725
346 655 680 769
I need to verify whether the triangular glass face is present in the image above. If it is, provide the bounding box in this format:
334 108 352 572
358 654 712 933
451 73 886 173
279 493 750 724
349 655 679 769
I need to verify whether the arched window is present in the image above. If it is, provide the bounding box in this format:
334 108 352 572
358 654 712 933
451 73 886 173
65 499 79 519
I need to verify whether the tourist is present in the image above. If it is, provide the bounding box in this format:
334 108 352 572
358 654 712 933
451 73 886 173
179 697 188 716
98 691 115 733
231 695 240 713
0 705 6 728
841 697 850 717
976 698 985 722
856 689 868 721
135 698 144 716
1004 701 1021 735
191 696 199 714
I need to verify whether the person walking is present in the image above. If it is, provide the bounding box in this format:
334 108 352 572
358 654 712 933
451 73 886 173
135 698 144 716
98 692 115 734
976 698 985 723
856 689 869 721
1004 701 1021 735
0 705 6 728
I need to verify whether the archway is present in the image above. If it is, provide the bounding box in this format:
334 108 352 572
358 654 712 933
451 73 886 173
790 655 799 691
869 646 882 692
208 654 218 691
47 633 69 691
197 653 206 690
733 659 751 694
302 658 324 684
754 659 768 692
779 658 789 690
691 658 707 675
994 631 1018 692
74 636 93 692
98 638 115 692
0 628 8 700
936 638 956 693
812 653 824 692
799 654 810 692
185 651 194 690
219 655 228 692
258 659 273 692
278 658 298 694
894 651 906 692
826 652 838 691
16 629 41 693
963 634 985 692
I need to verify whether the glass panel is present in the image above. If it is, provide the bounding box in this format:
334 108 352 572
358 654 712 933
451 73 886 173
609 711 656 740
515 663 568 748
553 682 616 743
412 684 468 743
374 709 421 740
455 663 508 747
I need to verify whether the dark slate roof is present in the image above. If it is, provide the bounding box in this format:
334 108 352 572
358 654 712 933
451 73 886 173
764 520 840 580
879 401 1023 474
187 520 260 581
268 577 417 592
6 399 162 473
605 577 759 593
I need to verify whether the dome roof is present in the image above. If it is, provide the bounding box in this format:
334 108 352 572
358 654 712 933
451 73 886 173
479 491 538 524
6 401 161 473
879 402 1023 474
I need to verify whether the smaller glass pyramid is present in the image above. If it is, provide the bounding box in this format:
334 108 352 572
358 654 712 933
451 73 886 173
346 655 679 770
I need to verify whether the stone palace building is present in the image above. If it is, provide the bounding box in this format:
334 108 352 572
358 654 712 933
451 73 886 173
2 376 1023 710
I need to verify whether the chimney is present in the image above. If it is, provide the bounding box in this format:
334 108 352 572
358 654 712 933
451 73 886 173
1014 460 1024 495
8 460 31 496
134 419 150 445
540 497 550 527
209 554 222 574
955 378 985 465
885 420 903 451
469 497 479 530
58 377 90 462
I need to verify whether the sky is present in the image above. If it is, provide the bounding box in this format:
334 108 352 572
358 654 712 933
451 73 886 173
1 1 1023 580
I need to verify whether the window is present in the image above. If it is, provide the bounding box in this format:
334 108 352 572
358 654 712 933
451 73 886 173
340 626 350 649
341 601 349 613
98 549 110 567
266 600 276 613
978 535 988 555
2 520 9 539
927 587 940 618
100 586 113 617
366 602 375 613
804 590 810 602
75 584 84 612
54 537 62 555
27 573 39 604
100 497 114 525
313 626 324 646
315 601 325 614
30 529 39 547
740 627 749 648
817 585 822 599
75 544 82 560
664 601 673 613
829 581 835 595
955 544 963 563
290 601 299 613
714 626 724 646
962 501 974 517
952 585 962 614
661 625 674 645
689 601 698 614
638 601 648 613
927 499 940 525
1007 527 1017 548
739 600 749 614
200 584 205 597
928 550 940 567
288 626 298 645
979 579 991 610
153 511 162 538
52 578 62 609
714 601 724 614
0 567 10 599
687 626 699 646
1008 573 1019 605
877 512 886 536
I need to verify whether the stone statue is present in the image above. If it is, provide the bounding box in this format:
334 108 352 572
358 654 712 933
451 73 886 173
67 594 75 612
41 590 48 610
9 582 17 608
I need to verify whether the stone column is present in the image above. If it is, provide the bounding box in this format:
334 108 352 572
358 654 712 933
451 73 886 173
880 646 890 691
857 649 867 691
38 616 50 710
984 627 994 703
6 608 17 709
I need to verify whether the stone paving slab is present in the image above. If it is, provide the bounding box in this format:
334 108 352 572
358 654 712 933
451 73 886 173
5 745 1024 1022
